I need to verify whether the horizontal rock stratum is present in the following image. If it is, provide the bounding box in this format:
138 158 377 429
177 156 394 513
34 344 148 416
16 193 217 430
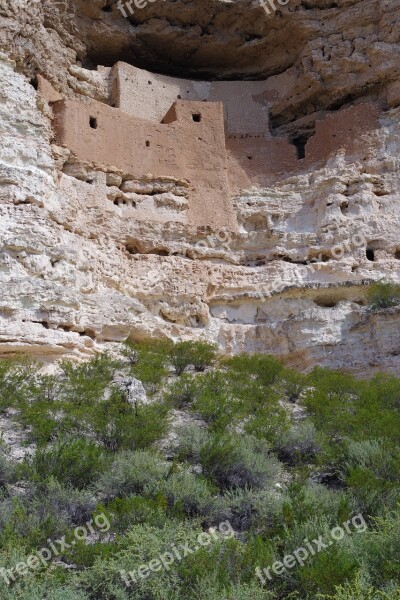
0 0 400 374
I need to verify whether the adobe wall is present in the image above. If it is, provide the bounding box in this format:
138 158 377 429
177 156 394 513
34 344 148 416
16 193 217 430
227 103 381 190
111 62 269 136
305 103 380 163
52 97 237 230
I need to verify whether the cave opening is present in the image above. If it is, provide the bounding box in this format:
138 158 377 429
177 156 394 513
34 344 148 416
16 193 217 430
366 248 375 262
290 135 308 160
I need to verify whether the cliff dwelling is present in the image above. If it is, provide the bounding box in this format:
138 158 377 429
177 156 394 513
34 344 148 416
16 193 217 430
44 63 381 231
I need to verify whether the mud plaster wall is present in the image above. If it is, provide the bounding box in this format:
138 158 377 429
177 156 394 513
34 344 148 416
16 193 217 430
52 97 237 230
226 103 381 190
111 62 269 136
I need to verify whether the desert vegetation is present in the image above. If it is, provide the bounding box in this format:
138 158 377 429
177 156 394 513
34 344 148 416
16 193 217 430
0 341 399 598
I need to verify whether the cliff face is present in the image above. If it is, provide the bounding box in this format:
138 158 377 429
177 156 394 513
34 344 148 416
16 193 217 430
0 0 400 374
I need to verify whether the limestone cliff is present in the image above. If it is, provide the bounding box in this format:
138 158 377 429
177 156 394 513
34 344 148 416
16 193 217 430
0 0 400 374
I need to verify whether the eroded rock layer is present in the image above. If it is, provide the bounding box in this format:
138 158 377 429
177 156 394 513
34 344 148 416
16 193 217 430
0 0 400 374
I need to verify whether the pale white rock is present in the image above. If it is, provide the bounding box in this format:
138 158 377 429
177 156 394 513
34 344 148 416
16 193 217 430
112 376 148 406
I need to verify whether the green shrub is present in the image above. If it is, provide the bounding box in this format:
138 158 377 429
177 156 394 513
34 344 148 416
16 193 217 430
0 495 68 548
169 340 217 375
367 281 400 310
89 388 170 451
159 469 217 518
164 374 202 408
187 341 218 372
224 353 284 387
190 371 236 430
296 545 359 596
0 358 37 412
17 376 64 443
126 339 171 390
279 516 360 595
77 520 205 599
96 495 167 533
353 508 400 584
60 353 119 405
96 450 169 500
250 488 289 534
289 482 350 526
318 571 400 599
304 368 400 451
243 401 291 449
193 576 275 600
169 423 210 462
221 487 287 532
200 433 282 491
31 477 96 526
339 438 400 515
279 369 307 402
0 449 14 487
0 579 90 600
275 421 319 464
28 436 105 490
176 535 245 590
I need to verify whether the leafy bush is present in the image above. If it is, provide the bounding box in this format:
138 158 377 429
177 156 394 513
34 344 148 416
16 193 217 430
279 515 360 596
169 423 210 462
0 579 90 600
164 374 202 408
223 353 284 387
318 571 400 600
353 507 400 585
31 477 96 526
340 439 400 482
367 281 400 310
193 576 275 600
60 353 119 405
0 449 14 487
96 495 167 534
275 421 319 464
0 358 36 412
279 368 307 402
88 388 169 451
304 368 400 449
220 487 287 532
28 436 105 490
190 371 236 430
0 495 67 548
289 482 350 526
243 401 291 449
126 339 171 390
96 450 169 501
159 469 217 518
78 520 206 599
200 433 282 491
169 340 217 375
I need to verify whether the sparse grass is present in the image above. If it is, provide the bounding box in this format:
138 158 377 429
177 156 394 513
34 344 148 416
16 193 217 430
367 281 400 310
